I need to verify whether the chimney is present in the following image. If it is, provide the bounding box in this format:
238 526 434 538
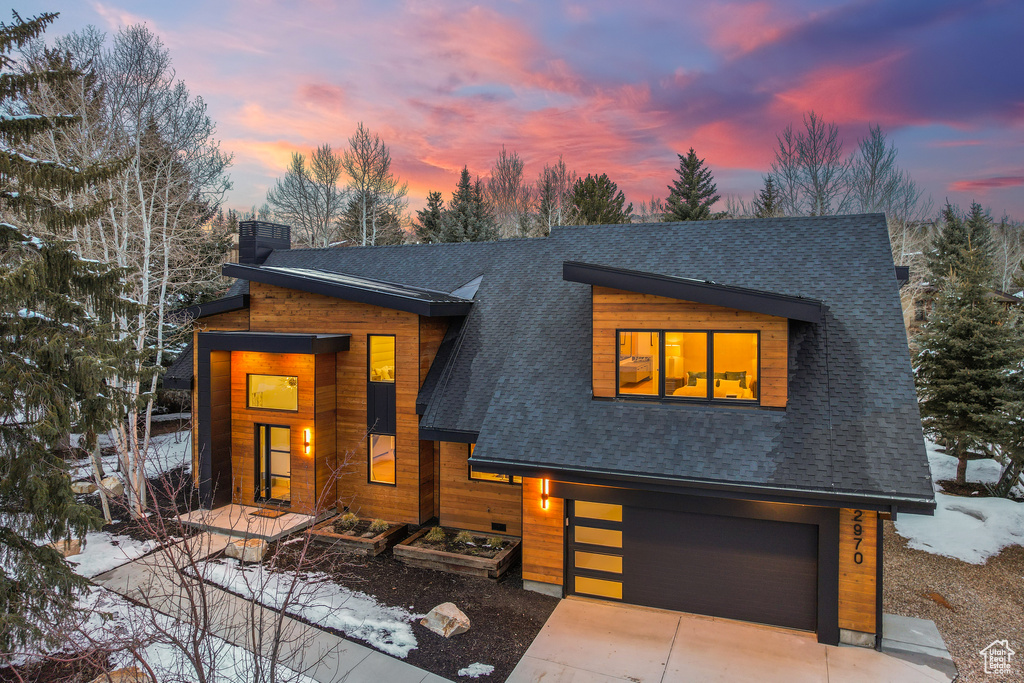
238 221 290 265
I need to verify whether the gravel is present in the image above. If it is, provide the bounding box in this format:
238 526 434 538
884 520 1024 682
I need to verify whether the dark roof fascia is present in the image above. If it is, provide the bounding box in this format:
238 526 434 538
563 261 824 324
895 266 910 288
197 331 351 355
418 427 479 444
466 457 936 514
222 263 473 317
169 294 249 322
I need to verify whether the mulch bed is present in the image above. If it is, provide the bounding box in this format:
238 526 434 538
411 529 512 558
883 520 1024 682
0 655 105 683
272 539 558 682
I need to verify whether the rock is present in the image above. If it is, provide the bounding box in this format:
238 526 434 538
225 538 267 563
71 480 98 495
88 667 149 683
48 538 83 557
100 476 124 496
420 602 471 638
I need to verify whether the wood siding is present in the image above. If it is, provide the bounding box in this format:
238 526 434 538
838 508 878 634
230 352 318 514
591 286 788 407
438 442 523 536
419 317 448 385
419 440 437 522
208 350 232 505
248 281 425 524
522 477 564 587
314 353 338 511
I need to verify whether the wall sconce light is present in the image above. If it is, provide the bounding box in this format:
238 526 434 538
303 428 311 455
541 478 550 510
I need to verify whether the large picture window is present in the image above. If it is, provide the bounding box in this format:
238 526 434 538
247 374 298 411
369 433 396 485
617 330 759 402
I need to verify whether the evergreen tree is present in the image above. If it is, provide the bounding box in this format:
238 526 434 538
414 190 444 243
925 202 995 287
991 310 1024 497
0 10 140 650
751 175 781 218
915 228 1014 484
569 173 633 225
434 167 497 242
337 190 406 246
664 147 721 221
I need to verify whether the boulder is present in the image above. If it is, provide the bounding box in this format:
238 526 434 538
420 602 471 638
225 538 267 563
71 480 98 495
100 476 124 496
88 667 149 683
48 538 82 558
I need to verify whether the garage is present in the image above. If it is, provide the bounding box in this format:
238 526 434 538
567 499 820 632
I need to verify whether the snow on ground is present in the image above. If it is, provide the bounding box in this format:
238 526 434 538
69 429 191 482
458 662 495 678
66 531 158 578
14 585 317 682
894 439 1024 564
202 558 420 658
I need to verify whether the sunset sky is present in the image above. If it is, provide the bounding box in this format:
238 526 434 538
17 0 1024 219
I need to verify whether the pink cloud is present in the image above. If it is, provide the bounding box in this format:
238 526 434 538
700 1 796 57
949 176 1024 192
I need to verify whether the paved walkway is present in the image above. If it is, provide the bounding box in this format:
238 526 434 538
507 597 955 683
94 532 449 683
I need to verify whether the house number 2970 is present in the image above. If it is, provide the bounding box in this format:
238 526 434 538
851 509 864 564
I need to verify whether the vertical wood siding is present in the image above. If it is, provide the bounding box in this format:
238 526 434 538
522 477 564 587
838 508 878 633
591 286 788 407
314 353 338 511
438 442 523 536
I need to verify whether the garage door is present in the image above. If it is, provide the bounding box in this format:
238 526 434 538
568 501 818 632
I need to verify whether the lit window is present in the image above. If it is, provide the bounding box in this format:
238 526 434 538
665 332 708 398
468 444 521 484
713 332 759 401
369 434 396 485
617 331 660 396
369 335 395 383
247 374 298 411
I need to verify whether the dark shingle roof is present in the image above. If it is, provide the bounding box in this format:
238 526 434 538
163 342 193 390
219 215 934 507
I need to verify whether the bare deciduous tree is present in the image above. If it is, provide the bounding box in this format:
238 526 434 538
770 111 849 216
341 122 408 246
266 144 347 248
535 156 577 234
486 146 534 238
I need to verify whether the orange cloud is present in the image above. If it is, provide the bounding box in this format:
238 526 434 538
949 176 1024 192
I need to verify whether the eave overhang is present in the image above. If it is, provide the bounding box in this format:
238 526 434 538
222 263 473 317
563 261 824 324
169 294 249 322
198 331 351 354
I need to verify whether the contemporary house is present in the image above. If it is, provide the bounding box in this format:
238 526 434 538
166 214 934 648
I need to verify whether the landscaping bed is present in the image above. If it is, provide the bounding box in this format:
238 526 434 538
307 515 407 557
394 527 521 579
272 538 558 682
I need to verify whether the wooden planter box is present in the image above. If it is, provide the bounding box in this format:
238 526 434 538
393 528 522 579
306 518 407 557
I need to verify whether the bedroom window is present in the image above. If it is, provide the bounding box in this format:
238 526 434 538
369 335 395 383
617 330 759 403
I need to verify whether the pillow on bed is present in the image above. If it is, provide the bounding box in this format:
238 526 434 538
686 371 706 386
673 379 706 396
724 371 747 388
714 379 744 398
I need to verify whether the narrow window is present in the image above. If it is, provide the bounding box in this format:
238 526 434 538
664 332 708 398
369 335 396 383
369 433 396 485
617 331 660 396
468 444 521 484
712 332 759 401
247 374 298 411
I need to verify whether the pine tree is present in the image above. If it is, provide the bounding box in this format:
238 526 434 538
414 190 444 243
915 227 1014 484
991 310 1024 497
751 175 781 218
434 167 497 242
664 148 721 221
569 173 633 225
0 11 141 650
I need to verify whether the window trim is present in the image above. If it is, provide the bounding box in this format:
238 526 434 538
367 433 397 487
615 328 762 405
367 333 397 384
245 373 300 413
467 445 522 485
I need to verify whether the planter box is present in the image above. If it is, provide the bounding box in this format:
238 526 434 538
307 518 407 557
393 528 522 580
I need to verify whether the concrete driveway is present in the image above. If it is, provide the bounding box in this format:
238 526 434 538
507 598 955 683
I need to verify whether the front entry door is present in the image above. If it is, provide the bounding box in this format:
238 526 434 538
255 424 291 504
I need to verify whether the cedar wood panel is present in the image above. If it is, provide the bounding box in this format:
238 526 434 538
838 508 878 633
438 441 523 536
418 318 448 521
248 280 426 524
591 285 788 407
314 353 338 511
522 477 564 587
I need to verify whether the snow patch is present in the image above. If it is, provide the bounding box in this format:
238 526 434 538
66 531 157 577
458 662 494 678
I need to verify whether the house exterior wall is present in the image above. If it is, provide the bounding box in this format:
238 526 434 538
522 477 564 587
438 441 523 536
838 508 879 635
591 285 789 407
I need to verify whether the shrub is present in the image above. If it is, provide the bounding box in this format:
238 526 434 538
454 530 474 544
424 526 446 543
368 518 389 535
486 536 504 548
339 512 359 530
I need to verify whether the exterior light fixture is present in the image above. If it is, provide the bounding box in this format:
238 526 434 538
303 428 311 454
541 478 550 510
